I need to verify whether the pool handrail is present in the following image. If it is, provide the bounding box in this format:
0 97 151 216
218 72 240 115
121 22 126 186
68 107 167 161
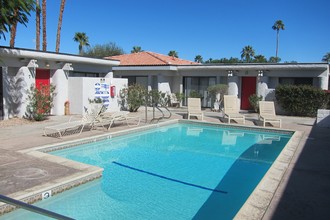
0 194 74 220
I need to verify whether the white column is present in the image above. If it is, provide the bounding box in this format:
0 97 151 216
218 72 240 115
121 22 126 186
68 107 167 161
148 75 152 91
257 76 269 99
52 69 69 115
179 76 183 93
228 76 239 96
319 76 328 90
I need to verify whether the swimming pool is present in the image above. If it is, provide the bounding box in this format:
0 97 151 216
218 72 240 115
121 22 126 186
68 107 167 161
2 122 293 219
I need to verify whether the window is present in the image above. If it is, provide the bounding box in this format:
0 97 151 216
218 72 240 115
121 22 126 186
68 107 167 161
124 76 148 88
69 71 100 77
279 77 313 86
183 77 216 107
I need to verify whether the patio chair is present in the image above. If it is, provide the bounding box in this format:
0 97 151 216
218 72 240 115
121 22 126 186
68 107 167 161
187 98 203 120
43 104 106 138
97 111 141 130
223 95 245 124
44 113 98 138
259 101 281 128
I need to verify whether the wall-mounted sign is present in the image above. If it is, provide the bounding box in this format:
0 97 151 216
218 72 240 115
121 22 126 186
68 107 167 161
94 82 110 107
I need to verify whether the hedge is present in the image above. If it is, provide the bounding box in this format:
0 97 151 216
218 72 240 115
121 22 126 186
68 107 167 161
275 84 328 117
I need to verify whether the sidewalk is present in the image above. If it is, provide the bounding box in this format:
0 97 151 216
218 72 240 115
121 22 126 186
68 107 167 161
0 109 329 219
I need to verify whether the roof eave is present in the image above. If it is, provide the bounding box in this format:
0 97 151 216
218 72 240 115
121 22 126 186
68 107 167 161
113 65 178 71
0 47 120 66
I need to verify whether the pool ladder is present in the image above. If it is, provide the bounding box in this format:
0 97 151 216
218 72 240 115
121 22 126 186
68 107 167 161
0 194 74 220
150 105 172 123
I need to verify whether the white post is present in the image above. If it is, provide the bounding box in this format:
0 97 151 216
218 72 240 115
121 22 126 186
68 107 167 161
319 76 329 90
228 75 239 96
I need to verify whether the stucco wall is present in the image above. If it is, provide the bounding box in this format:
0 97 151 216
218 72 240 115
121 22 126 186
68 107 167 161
2 66 34 119
68 77 127 115
158 75 172 94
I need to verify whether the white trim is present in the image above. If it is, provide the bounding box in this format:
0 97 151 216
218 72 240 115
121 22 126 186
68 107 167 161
113 66 178 71
0 47 120 66
176 63 328 71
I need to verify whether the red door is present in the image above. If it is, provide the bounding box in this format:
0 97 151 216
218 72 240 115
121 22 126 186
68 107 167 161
241 77 256 110
35 69 50 113
36 69 50 89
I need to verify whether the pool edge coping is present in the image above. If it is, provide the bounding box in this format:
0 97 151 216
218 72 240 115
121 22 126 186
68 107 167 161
234 130 304 220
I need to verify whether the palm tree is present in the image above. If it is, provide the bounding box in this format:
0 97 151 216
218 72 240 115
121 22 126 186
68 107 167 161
240 45 255 63
194 55 203 63
272 20 285 59
253 54 267 63
73 32 90 55
131 46 143 53
55 0 66 53
269 56 281 63
42 0 47 51
168 50 178 58
36 0 40 50
0 0 35 40
322 52 330 63
5 0 35 47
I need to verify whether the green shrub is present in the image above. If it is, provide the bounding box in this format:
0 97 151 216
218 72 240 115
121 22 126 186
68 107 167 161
189 90 202 98
207 84 228 107
120 84 146 112
148 89 160 106
275 85 328 116
249 94 263 112
148 90 170 107
326 91 330 109
174 92 185 103
25 84 56 121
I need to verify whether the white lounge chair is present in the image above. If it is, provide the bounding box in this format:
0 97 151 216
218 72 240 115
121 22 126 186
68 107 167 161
259 101 281 128
44 114 98 138
97 111 141 130
223 95 245 124
187 98 203 120
43 104 106 138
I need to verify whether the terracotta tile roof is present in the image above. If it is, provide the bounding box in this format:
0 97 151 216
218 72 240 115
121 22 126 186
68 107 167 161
105 51 199 66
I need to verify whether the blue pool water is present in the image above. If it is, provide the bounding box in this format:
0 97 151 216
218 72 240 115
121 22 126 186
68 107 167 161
3 123 292 220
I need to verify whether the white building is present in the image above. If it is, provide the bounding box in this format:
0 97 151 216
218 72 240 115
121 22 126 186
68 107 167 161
1 48 328 120
108 52 329 109
0 47 127 120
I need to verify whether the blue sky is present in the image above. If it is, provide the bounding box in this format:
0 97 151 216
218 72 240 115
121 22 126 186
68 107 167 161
1 0 330 63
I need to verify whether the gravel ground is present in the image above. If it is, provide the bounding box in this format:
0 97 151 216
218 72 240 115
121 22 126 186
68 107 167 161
0 117 33 128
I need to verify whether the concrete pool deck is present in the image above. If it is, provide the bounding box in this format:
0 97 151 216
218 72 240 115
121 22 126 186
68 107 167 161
0 108 329 219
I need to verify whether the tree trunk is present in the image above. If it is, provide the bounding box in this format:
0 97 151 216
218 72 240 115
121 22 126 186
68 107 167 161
42 0 47 51
36 0 40 50
55 0 66 53
276 30 279 58
79 44 82 55
9 9 19 48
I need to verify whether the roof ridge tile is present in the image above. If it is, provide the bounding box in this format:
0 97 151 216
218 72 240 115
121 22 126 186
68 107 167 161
145 51 169 64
